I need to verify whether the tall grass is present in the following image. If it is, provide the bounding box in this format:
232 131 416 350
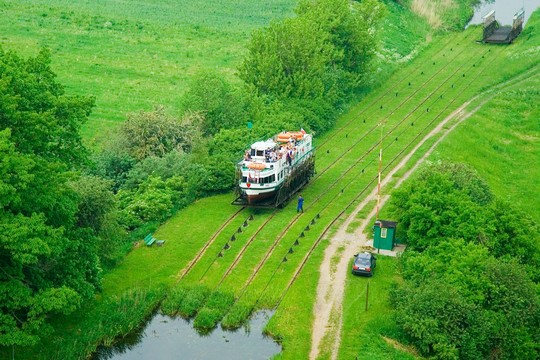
161 284 211 318
193 290 236 331
41 287 165 360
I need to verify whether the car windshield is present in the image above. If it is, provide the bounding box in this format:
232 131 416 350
355 256 370 267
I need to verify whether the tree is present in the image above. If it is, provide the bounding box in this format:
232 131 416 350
389 161 540 359
239 0 385 104
0 47 94 166
182 71 250 136
392 240 540 359
240 16 333 100
119 106 202 161
390 161 493 250
0 48 101 347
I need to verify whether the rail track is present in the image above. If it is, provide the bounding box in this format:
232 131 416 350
176 27 510 326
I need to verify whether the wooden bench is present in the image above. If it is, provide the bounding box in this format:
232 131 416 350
144 233 156 246
144 234 166 247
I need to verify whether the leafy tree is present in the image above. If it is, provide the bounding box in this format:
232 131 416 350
389 161 540 359
0 48 100 347
240 15 333 100
70 175 115 233
0 47 94 166
392 240 540 360
390 161 493 250
117 175 178 229
91 148 136 192
239 0 385 104
119 106 202 161
390 161 540 273
297 0 385 81
182 71 250 136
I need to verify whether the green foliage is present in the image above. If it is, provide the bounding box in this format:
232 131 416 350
282 98 337 134
392 240 540 360
182 71 250 136
390 161 493 250
390 161 540 279
91 148 136 192
0 47 94 166
0 49 102 347
240 0 385 105
117 175 176 229
390 162 540 359
71 175 115 233
119 106 202 161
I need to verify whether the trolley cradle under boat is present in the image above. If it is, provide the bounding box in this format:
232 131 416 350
232 155 315 209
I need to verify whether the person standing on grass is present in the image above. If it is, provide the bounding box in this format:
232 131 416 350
297 194 304 213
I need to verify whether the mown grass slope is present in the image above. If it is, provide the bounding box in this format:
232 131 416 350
431 75 540 223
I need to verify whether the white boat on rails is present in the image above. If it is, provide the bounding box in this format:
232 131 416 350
233 130 315 207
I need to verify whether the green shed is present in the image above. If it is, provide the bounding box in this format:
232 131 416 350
373 220 397 251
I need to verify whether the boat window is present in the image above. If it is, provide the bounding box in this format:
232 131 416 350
256 150 264 157
250 149 256 156
270 175 275 182
242 176 247 183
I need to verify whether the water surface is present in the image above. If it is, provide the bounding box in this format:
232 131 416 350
468 0 540 26
94 310 281 360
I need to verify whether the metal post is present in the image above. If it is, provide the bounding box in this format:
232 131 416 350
365 282 370 311
376 123 383 220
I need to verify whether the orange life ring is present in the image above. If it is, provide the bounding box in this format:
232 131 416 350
248 163 266 170
276 131 304 143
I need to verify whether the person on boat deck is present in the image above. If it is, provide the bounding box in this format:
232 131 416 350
297 194 304 213
286 149 293 166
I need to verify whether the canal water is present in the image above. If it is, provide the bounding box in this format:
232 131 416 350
93 310 281 360
468 0 540 26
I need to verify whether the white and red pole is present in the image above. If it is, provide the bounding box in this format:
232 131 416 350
376 122 383 220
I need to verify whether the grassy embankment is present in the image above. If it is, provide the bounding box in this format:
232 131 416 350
338 8 540 360
0 0 296 142
6 1 539 359
431 71 540 223
91 24 540 360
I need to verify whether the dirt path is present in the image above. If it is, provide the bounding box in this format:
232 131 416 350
309 98 484 360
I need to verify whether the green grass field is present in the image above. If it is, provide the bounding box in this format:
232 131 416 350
4 2 539 359
0 0 296 142
429 75 540 223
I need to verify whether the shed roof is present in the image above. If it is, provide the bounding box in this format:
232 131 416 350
375 220 397 228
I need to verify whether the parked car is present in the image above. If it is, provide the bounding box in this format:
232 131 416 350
351 252 376 277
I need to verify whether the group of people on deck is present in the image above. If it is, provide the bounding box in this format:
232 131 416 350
243 146 297 166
